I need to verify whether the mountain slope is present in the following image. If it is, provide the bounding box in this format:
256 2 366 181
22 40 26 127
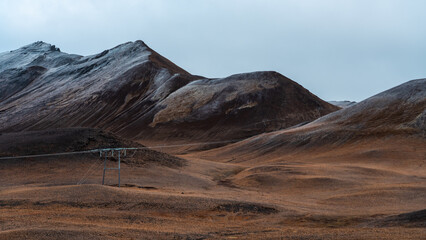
202 79 425 158
0 41 338 141
328 100 356 108
132 71 339 141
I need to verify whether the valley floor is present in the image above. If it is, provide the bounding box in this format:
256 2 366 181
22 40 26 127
0 137 425 239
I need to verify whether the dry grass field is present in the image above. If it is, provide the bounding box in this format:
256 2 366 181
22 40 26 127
0 133 425 239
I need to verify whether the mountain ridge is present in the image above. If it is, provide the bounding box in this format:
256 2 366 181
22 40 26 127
0 41 339 142
202 78 426 160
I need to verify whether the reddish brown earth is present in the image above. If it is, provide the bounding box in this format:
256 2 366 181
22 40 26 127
0 132 425 239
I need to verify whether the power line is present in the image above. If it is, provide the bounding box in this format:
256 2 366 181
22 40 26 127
0 149 98 160
0 139 245 187
0 138 243 160
76 157 104 185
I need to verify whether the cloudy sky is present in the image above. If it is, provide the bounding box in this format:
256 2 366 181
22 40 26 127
1 0 425 101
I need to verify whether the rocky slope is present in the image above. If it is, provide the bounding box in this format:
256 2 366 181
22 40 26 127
317 79 425 135
0 41 338 141
208 79 426 155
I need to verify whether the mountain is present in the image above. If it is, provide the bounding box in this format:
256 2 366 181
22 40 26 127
204 78 425 158
316 79 425 136
328 100 356 108
0 41 338 142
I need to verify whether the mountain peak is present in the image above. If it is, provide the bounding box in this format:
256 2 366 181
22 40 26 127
110 40 148 51
134 40 147 46
19 41 61 53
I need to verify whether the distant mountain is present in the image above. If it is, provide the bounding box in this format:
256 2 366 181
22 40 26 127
328 100 356 108
318 79 425 135
211 79 426 156
0 41 338 141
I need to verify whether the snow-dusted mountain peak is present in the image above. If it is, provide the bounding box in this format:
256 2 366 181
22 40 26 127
18 41 60 53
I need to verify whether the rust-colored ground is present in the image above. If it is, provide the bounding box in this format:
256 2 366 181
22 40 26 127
1 135 425 239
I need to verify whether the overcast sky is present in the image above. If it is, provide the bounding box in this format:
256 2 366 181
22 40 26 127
1 0 425 101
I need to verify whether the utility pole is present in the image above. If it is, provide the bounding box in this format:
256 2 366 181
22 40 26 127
100 148 129 188
102 151 106 185
118 150 121 187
